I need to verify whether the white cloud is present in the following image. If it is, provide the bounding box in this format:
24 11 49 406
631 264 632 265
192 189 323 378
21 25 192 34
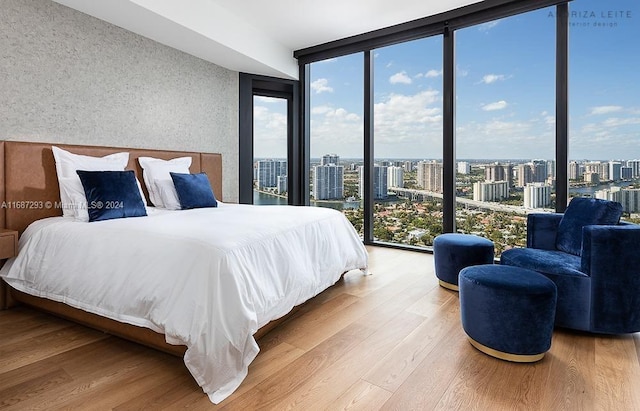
425 69 443 78
317 57 337 64
326 107 361 122
481 100 508 111
389 71 412 85
570 113 640 159
311 105 332 115
310 78 333 94
254 96 281 104
480 74 506 84
310 106 363 157
309 90 443 157
374 90 442 146
457 66 469 77
478 120 532 135
253 105 288 157
602 117 640 127
386 61 394 68
590 105 623 115
478 20 500 31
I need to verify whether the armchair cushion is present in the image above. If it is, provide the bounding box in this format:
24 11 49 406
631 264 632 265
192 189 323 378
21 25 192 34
556 197 622 256
500 248 584 278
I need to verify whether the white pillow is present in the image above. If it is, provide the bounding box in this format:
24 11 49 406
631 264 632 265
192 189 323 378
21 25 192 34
138 157 192 208
154 179 181 210
52 146 130 218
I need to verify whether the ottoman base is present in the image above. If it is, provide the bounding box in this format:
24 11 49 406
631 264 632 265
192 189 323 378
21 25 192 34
438 279 459 291
467 337 545 363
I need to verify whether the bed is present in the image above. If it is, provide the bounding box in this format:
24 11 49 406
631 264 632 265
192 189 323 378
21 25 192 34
0 141 368 403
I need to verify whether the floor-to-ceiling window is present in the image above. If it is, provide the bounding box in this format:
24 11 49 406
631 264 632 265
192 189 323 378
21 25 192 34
252 96 288 205
455 7 556 255
309 54 364 236
289 0 572 252
372 37 444 247
568 0 640 223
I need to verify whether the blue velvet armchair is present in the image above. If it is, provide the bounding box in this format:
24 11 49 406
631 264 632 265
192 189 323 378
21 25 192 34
500 198 640 334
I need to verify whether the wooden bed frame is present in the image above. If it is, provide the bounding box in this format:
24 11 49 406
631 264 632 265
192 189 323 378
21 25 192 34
0 141 294 356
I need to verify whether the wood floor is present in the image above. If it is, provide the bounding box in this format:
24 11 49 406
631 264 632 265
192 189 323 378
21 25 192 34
1 246 640 410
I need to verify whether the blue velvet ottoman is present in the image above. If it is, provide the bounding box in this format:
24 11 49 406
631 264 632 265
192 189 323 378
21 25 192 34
433 233 494 291
459 265 557 362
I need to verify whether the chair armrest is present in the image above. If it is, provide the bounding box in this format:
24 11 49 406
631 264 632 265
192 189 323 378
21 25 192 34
581 224 640 332
527 213 563 250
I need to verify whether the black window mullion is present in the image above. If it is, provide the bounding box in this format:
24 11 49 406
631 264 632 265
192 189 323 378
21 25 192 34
442 26 456 233
555 3 569 212
363 51 374 244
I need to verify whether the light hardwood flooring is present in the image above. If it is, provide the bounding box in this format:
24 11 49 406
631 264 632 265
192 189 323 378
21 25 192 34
1 246 640 410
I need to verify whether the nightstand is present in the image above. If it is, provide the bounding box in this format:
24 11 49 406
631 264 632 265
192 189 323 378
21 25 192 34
0 229 18 309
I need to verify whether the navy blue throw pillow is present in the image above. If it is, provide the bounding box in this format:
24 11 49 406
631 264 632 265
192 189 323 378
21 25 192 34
170 172 218 209
556 197 623 256
76 170 147 222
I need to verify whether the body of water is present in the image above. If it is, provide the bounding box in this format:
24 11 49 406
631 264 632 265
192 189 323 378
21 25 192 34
253 190 362 210
569 182 634 196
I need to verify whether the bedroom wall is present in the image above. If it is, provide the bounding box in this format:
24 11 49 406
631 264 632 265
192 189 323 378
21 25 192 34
0 0 239 202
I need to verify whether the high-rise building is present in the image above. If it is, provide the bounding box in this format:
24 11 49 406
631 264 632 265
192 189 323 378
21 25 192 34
584 172 600 184
358 166 388 199
595 186 621 202
313 164 344 200
387 166 404 188
621 166 633 180
546 160 556 179
503 164 514 188
585 162 608 181
524 183 552 209
457 161 471 175
416 160 443 193
485 163 505 182
620 189 640 213
403 161 414 172
609 161 622 181
626 160 640 178
517 164 534 188
569 161 581 180
321 154 339 166
473 181 509 202
596 188 640 213
532 160 547 183
257 159 287 189
276 175 287 194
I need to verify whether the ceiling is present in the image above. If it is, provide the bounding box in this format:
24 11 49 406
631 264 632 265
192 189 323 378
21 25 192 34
53 0 483 79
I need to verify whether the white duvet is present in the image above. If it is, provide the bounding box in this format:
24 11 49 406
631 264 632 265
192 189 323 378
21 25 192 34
0 203 368 403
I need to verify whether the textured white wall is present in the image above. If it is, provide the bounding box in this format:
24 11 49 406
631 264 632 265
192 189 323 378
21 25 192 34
0 0 239 201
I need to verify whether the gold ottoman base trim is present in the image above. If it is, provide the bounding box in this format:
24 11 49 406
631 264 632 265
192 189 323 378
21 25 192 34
438 279 459 291
468 337 545 363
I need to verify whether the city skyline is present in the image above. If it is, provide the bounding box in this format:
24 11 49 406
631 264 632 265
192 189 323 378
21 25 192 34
254 0 638 161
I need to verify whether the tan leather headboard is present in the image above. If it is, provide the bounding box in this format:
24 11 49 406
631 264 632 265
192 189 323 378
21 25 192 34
2 141 222 234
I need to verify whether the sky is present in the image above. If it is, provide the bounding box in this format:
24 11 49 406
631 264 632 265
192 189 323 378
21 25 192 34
253 0 639 162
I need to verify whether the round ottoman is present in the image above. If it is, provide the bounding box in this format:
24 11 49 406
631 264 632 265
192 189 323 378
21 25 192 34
459 265 557 362
433 233 494 291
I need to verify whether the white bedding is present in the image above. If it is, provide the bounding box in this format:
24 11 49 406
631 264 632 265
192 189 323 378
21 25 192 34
0 203 368 403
